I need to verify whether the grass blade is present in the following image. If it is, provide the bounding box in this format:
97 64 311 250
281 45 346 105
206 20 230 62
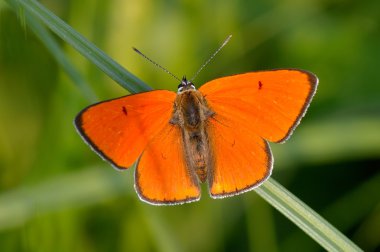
23 9 98 103
255 178 363 251
6 0 151 94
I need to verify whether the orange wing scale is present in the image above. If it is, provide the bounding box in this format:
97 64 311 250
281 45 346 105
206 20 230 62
135 124 200 205
200 69 318 143
75 90 175 169
208 114 272 197
200 69 317 197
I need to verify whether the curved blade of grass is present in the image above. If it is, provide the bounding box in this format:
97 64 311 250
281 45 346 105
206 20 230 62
5 0 363 251
282 172 380 249
255 178 363 251
5 0 151 94
23 8 98 103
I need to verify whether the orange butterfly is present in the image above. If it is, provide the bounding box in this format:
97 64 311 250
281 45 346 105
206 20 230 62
75 39 318 205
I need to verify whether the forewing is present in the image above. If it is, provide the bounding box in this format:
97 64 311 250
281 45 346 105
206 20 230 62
199 69 318 143
75 90 176 169
135 123 201 205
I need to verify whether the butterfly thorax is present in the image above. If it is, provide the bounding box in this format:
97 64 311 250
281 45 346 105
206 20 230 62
170 89 215 183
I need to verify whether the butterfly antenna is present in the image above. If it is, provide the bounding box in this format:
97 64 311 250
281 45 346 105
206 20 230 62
190 34 232 82
132 47 181 82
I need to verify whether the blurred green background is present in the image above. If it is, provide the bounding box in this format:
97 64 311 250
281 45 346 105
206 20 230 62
1 0 379 251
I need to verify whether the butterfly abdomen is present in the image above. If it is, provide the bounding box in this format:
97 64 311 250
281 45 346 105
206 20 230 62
182 128 208 182
171 90 215 183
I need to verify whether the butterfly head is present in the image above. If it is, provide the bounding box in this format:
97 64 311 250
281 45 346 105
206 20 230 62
177 76 196 93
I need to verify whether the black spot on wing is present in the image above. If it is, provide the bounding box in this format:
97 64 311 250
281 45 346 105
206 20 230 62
122 106 128 116
258 81 263 90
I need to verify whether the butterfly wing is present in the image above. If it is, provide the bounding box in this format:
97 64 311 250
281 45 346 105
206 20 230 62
75 90 176 169
207 114 272 197
135 123 201 205
200 69 317 196
200 69 318 143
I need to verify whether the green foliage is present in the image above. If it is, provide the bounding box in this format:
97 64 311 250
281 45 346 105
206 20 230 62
1 0 379 251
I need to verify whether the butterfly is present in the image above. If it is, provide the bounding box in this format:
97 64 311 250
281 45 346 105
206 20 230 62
75 38 318 205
